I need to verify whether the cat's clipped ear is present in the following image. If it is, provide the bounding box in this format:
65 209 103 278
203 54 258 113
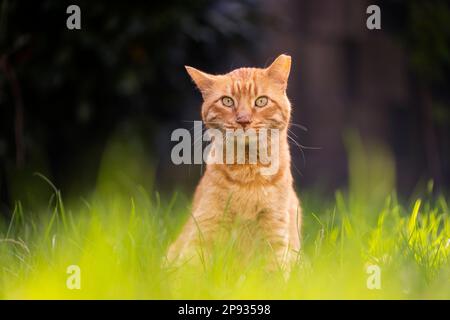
185 66 217 96
265 54 291 87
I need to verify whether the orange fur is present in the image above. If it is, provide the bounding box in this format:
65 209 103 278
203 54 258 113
168 55 302 271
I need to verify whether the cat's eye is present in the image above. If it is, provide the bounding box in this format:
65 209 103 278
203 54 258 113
255 96 268 108
221 96 234 108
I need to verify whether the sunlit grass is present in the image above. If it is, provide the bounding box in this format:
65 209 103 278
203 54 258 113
0 133 449 299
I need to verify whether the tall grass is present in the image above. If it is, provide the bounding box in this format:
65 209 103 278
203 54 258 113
0 133 449 299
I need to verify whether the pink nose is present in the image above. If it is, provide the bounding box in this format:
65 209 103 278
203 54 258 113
236 113 252 126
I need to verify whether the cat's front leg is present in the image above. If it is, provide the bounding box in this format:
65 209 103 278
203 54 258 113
258 209 291 273
166 210 221 264
166 217 195 263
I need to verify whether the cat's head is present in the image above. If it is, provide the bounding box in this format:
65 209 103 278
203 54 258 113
186 54 292 132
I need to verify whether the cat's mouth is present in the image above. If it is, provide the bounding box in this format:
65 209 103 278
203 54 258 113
205 125 281 148
204 122 284 132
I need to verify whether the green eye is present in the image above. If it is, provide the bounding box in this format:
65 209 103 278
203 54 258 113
221 96 234 107
255 96 268 107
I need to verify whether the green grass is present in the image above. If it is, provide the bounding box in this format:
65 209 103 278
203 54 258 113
0 181 448 299
0 135 449 299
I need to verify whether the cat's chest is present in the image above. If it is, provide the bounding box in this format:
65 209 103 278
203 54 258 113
223 183 283 219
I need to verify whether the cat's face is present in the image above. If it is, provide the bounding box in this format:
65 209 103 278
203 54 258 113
186 54 292 132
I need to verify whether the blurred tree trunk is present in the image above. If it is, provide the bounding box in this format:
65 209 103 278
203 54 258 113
420 86 441 186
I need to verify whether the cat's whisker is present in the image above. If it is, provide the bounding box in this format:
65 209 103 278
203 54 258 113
287 128 299 139
286 132 322 151
287 134 306 167
191 135 204 149
294 143 322 150
181 120 224 129
187 124 208 134
289 123 309 132
181 119 223 124
292 160 303 177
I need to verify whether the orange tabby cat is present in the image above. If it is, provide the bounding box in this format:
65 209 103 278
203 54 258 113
168 54 301 271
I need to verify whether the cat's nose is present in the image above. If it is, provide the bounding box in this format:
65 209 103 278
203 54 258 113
236 112 252 128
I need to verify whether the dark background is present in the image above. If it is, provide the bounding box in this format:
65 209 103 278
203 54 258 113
1 0 449 213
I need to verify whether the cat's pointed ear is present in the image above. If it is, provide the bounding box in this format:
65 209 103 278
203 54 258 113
185 66 218 96
265 54 291 87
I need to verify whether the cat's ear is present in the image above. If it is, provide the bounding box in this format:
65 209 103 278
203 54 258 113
265 54 291 87
185 66 218 96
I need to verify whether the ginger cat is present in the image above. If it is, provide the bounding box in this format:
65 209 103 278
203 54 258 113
168 54 301 271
